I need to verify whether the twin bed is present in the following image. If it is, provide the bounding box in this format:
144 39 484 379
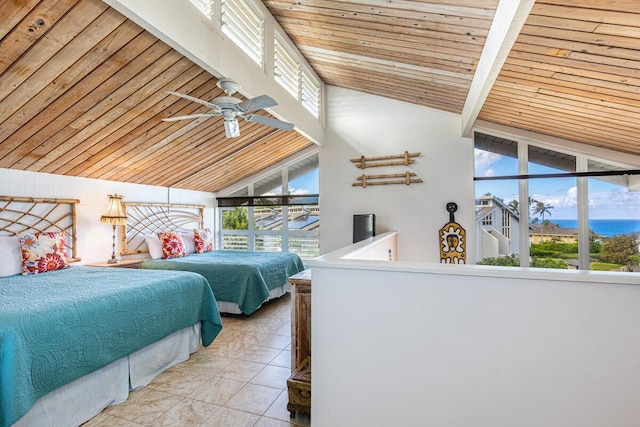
122 201 305 315
1 197 303 427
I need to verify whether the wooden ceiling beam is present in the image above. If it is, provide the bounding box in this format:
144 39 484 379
461 0 536 137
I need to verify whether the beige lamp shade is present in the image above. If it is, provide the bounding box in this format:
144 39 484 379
100 194 127 226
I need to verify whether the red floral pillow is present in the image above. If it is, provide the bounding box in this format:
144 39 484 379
193 228 213 253
158 232 188 259
19 231 70 274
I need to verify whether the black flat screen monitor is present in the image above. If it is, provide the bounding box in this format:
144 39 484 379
353 214 375 243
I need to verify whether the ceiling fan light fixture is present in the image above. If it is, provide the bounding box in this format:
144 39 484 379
224 119 240 138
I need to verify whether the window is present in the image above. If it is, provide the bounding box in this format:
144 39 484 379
474 131 640 272
475 133 520 266
221 0 264 66
528 146 576 269
502 210 511 239
220 187 250 250
274 33 299 99
217 153 320 260
588 160 640 272
189 0 214 18
302 68 320 117
482 214 493 226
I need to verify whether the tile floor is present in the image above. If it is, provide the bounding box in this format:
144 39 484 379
83 293 310 427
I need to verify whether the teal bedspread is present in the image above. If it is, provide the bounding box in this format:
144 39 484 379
142 250 305 315
0 266 222 427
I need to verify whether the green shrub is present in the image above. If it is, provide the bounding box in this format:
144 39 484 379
531 257 568 269
477 254 520 266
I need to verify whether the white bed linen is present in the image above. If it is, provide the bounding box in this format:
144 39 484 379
13 323 201 427
217 282 290 314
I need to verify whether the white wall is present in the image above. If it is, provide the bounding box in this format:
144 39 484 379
321 86 474 262
0 168 214 263
310 254 640 427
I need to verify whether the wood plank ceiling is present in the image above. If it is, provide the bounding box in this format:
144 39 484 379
266 0 640 160
264 0 500 113
0 0 313 193
1 0 639 195
479 0 640 157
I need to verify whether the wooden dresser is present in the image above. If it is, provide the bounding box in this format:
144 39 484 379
287 269 311 417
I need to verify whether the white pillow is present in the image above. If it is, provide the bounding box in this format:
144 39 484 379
145 234 164 260
179 231 196 254
0 235 23 276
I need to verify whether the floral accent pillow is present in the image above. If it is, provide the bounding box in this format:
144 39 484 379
193 228 213 253
158 232 188 259
19 231 70 274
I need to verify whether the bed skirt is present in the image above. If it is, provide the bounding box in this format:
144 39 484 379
217 282 291 314
13 323 202 427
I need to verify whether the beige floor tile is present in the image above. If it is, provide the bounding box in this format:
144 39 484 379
147 367 211 396
263 390 310 426
258 333 291 350
188 375 245 406
151 398 220 426
269 350 291 369
81 413 146 426
237 345 282 364
200 407 260 427
251 365 290 389
225 383 282 415
208 333 269 357
219 359 266 382
272 323 291 337
255 416 296 427
103 388 183 425
173 352 235 377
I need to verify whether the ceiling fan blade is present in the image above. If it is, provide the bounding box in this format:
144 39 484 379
236 95 278 113
162 113 216 122
245 114 294 130
166 91 220 111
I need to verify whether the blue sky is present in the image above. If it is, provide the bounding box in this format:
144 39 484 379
288 169 319 195
475 149 640 220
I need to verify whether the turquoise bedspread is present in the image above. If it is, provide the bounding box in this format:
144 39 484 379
0 266 222 427
142 250 305 315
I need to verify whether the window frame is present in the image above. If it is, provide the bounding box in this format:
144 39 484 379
474 131 640 270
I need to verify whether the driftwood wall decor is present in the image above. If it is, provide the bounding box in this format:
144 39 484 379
352 172 423 188
351 151 422 187
351 151 420 169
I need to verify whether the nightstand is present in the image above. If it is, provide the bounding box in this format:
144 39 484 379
84 259 145 269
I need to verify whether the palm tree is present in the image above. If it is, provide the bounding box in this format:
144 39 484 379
532 201 554 232
507 200 519 215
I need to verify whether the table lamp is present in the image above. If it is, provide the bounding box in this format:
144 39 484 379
100 194 127 264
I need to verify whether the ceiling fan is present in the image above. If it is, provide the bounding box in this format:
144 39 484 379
162 78 294 138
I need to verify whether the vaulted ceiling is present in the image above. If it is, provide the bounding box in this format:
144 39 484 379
1 0 639 195
0 0 313 193
266 0 640 158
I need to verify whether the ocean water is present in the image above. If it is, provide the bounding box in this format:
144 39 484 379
553 219 640 237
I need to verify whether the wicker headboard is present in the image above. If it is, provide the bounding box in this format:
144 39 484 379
121 202 205 255
0 196 80 261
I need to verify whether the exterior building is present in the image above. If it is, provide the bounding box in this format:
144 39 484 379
475 195 521 263
529 224 579 244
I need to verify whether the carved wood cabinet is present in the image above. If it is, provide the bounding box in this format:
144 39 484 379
290 269 311 369
287 269 311 417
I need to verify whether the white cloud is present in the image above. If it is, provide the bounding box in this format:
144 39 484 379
288 187 311 195
474 149 501 177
